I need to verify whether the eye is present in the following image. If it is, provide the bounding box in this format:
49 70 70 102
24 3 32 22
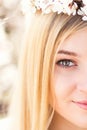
56 59 76 68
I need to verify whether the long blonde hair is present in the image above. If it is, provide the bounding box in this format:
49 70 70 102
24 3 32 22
9 12 87 130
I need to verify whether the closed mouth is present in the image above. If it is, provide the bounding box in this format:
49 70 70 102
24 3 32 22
72 100 87 110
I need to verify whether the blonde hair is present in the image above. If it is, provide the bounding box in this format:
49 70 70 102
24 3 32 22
9 13 87 130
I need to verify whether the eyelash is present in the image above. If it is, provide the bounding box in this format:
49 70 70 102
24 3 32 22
56 59 77 68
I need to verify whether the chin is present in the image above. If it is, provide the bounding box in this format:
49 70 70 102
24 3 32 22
73 120 87 129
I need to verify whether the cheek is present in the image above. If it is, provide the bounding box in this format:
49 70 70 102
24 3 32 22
53 70 77 103
52 75 76 113
51 66 78 110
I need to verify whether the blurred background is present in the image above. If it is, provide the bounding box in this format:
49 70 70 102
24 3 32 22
0 0 26 119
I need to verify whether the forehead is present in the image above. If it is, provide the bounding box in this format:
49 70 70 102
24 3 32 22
58 27 87 56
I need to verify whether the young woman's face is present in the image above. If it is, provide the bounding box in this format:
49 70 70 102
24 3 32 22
53 27 87 128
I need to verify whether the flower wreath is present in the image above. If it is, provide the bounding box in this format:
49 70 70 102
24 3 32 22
21 0 87 21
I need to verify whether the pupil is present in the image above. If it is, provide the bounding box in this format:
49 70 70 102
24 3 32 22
63 61 70 66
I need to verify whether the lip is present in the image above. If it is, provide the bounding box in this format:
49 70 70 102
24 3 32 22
72 100 87 110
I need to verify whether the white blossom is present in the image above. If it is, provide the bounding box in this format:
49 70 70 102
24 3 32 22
83 0 87 5
82 15 87 20
81 6 87 15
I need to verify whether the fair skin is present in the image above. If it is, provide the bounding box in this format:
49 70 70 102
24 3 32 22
50 27 87 130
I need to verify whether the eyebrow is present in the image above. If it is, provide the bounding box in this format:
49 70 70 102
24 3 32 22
58 50 78 57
